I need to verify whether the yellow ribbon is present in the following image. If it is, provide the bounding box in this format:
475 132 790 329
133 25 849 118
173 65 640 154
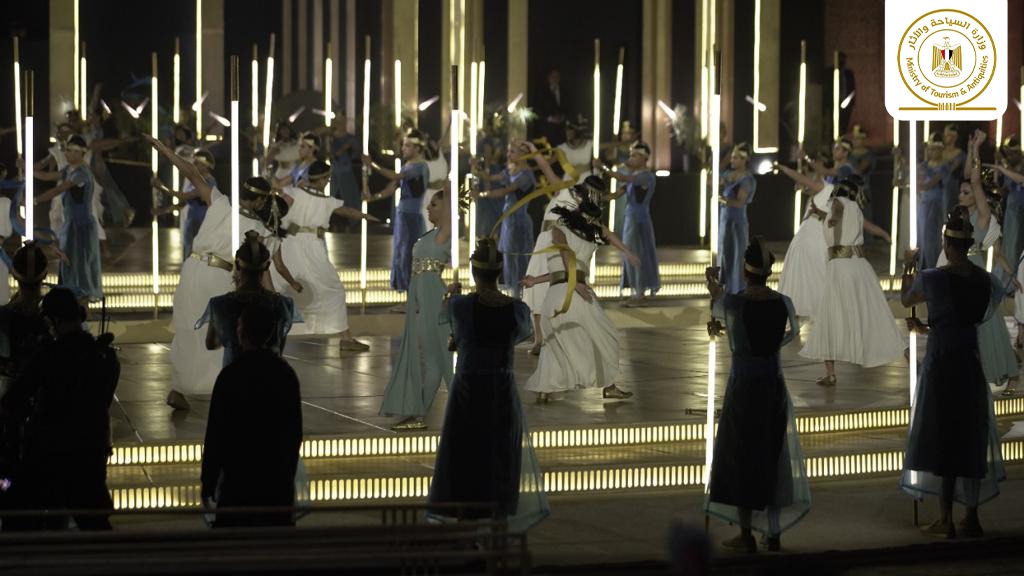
528 243 578 317
488 179 574 239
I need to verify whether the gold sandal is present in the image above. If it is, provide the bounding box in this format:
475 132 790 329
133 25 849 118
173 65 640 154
815 375 837 387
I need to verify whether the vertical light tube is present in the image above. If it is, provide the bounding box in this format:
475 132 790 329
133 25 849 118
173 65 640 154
889 119 900 277
230 56 240 253
196 0 203 139
908 120 918 405
1020 66 1024 148
832 50 840 141
477 60 486 128
457 0 466 121
706 48 721 487
262 34 276 151
173 38 181 209
450 65 461 280
151 54 160 297
73 0 79 112
394 59 402 208
996 116 1003 151
13 37 22 156
752 0 761 150
79 43 87 121
252 43 260 176
795 40 807 235
591 38 601 284
360 36 370 294
325 43 333 127
609 47 625 235
468 61 478 283
23 71 33 242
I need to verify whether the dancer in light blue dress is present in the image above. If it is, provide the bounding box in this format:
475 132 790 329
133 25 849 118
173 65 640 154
327 117 361 222
472 140 537 298
475 115 506 235
900 207 1005 539
364 129 430 293
919 136 949 270
718 143 757 294
604 141 661 303
379 191 454 430
941 123 965 215
428 238 549 533
850 125 877 219
33 136 102 303
704 237 810 553
995 136 1024 288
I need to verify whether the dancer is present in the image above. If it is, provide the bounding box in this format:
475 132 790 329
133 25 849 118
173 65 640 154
704 238 810 553
266 121 300 183
471 140 537 298
918 134 949 270
475 113 507 235
152 148 217 260
199 232 297 367
601 120 639 233
428 238 548 533
325 115 361 216
849 125 876 216
941 124 965 214
989 138 1024 287
900 208 1006 539
423 134 449 232
0 163 23 304
718 143 757 294
273 131 319 188
363 129 430 296
803 138 856 185
278 160 377 349
773 163 831 317
602 141 661 305
524 193 639 402
800 176 904 385
379 190 454 430
556 115 593 182
33 135 102 304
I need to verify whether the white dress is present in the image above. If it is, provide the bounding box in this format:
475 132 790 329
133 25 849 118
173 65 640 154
277 187 349 335
526 225 620 393
423 155 449 231
800 197 904 368
556 140 593 182
171 189 233 395
777 184 832 317
523 188 578 313
0 197 10 304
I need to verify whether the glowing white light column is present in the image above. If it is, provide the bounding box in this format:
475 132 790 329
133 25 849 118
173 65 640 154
196 0 203 139
360 36 371 296
609 46 625 234
833 50 840 141
450 65 461 281
468 60 478 281
230 56 240 253
1020 66 1024 147
795 40 807 235
151 53 160 298
79 42 87 120
477 60 486 128
889 119 900 278
394 59 402 208
252 44 260 176
751 0 776 154
908 121 918 405
705 48 721 487
13 37 22 156
172 38 181 211
73 0 79 111
23 70 33 241
591 38 601 284
262 34 276 154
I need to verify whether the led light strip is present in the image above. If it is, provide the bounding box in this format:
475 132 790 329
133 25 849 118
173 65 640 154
108 440 1024 510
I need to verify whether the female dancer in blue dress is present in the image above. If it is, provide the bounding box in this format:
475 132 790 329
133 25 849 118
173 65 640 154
326 115 361 228
901 207 1006 539
603 141 661 305
364 129 430 295
472 140 537 298
152 148 217 260
428 238 548 533
918 134 949 270
849 125 876 216
33 135 102 304
804 138 856 185
704 237 810 553
274 132 319 188
475 113 507 235
379 190 455 430
994 136 1024 287
941 124 966 214
718 143 757 294
200 231 296 367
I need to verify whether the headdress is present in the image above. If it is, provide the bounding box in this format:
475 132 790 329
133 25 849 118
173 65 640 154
65 135 88 153
193 147 215 169
943 206 974 240
11 241 48 284
743 235 774 276
235 230 271 271
631 141 652 160
470 237 503 270
730 142 751 160
835 138 853 153
299 131 321 150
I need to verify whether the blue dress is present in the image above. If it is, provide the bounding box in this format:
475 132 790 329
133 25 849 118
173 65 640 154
391 162 429 291
58 164 102 301
718 170 756 294
379 229 453 417
498 168 536 298
476 135 506 236
918 162 949 270
182 175 217 261
705 291 810 537
901 266 1006 506
428 293 549 533
290 161 313 186
329 133 361 211
196 291 297 367
850 150 877 217
620 170 661 297
942 149 965 215
967 212 1018 385
1001 179 1024 286
824 162 855 185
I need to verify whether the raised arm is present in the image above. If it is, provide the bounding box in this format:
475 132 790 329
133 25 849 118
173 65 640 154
332 205 380 222
776 162 825 194
143 134 214 205
34 179 77 204
363 154 402 181
968 130 991 230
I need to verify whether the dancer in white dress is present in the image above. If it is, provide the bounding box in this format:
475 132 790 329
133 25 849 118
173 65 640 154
800 176 904 386
774 163 832 317
277 160 379 350
555 116 594 182
524 193 639 402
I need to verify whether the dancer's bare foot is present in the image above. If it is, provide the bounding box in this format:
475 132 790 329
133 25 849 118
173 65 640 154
166 390 190 411
528 342 542 356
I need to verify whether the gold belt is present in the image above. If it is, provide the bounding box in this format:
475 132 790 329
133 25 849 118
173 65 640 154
550 270 589 285
190 251 233 272
413 257 446 275
288 224 326 238
828 245 865 260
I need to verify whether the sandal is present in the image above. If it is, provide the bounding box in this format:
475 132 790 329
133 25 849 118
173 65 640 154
815 375 837 387
391 417 427 431
721 533 757 553
602 385 633 399
920 519 955 539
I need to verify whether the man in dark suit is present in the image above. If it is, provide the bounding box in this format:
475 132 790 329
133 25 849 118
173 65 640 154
537 67 568 146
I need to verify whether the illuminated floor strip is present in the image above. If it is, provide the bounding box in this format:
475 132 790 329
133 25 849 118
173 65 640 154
108 398 1024 466
108 440 1024 510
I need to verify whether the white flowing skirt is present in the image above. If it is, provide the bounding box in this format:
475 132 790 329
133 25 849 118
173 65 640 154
800 257 904 368
171 258 231 395
279 234 348 335
522 229 553 313
526 282 620 393
777 218 827 317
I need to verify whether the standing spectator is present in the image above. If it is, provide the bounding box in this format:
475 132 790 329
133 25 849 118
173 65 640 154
201 305 302 528
1 288 119 531
536 67 568 146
